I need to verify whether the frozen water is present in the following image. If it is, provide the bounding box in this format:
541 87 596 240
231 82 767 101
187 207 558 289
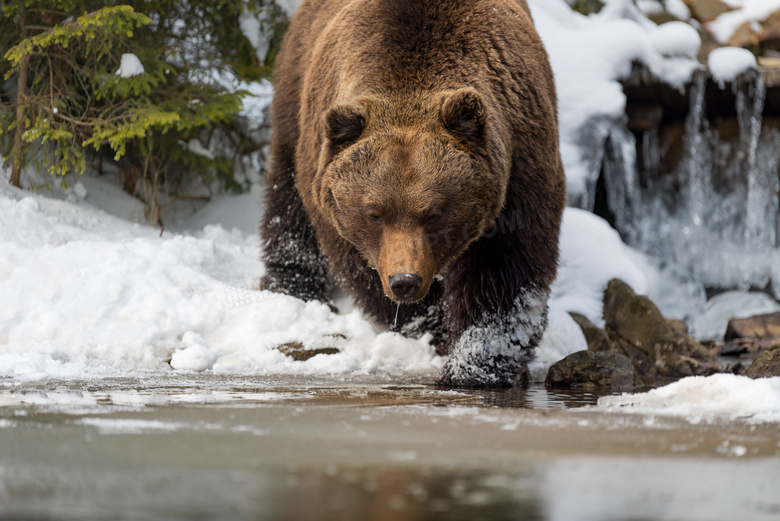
603 69 780 297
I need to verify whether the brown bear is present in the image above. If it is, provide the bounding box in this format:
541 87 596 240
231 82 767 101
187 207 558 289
259 0 566 387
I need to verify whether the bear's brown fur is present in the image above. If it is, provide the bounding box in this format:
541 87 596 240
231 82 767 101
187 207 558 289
260 0 566 387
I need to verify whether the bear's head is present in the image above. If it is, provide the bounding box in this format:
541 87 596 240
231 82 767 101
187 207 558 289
315 88 506 302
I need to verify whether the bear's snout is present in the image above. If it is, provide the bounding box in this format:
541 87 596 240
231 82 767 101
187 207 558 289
388 273 422 301
378 227 435 303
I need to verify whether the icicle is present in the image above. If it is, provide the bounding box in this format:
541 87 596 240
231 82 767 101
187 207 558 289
642 127 660 186
685 71 708 229
740 74 769 246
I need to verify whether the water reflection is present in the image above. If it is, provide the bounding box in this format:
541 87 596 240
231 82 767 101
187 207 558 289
266 468 545 521
467 383 619 410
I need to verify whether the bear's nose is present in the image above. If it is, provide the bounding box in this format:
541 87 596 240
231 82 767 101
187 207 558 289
389 273 422 300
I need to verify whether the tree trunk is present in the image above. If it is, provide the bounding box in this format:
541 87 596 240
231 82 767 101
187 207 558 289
9 6 28 188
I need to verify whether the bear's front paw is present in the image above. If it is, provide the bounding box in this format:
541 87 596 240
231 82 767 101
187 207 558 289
437 354 522 388
437 290 548 388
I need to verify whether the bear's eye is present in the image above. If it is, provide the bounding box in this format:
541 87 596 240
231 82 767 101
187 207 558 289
367 212 383 225
425 212 442 225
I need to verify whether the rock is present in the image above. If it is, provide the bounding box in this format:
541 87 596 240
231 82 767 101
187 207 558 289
725 311 780 340
603 279 721 378
569 0 603 16
569 312 614 352
668 318 689 336
759 10 780 53
717 337 780 356
742 348 780 378
545 351 637 390
759 56 780 68
684 0 729 24
278 342 340 361
726 21 758 49
717 339 752 357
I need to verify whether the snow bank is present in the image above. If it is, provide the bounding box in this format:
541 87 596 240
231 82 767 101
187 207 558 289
708 46 757 87
549 208 648 327
0 175 441 381
598 374 780 423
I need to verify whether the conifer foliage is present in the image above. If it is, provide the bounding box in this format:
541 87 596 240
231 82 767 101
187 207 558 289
0 1 287 226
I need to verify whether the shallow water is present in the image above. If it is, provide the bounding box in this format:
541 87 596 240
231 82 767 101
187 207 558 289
1 375 778 521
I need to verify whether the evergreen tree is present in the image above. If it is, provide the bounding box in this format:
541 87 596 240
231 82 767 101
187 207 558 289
1 1 288 226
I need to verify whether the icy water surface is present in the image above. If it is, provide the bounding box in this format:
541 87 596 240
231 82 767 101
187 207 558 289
1 375 779 521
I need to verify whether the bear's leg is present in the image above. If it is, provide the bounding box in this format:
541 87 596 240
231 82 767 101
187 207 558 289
437 235 550 388
259 170 332 302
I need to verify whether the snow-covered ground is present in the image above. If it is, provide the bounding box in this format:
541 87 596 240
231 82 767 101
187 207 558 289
2 0 780 423
0 166 629 383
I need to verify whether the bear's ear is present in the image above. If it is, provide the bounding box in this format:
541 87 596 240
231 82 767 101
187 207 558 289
440 88 486 147
324 102 367 150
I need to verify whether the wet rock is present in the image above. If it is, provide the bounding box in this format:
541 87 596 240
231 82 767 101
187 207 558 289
603 279 721 378
545 351 637 390
278 342 340 361
716 337 780 357
742 348 780 378
569 312 614 353
717 339 753 357
725 311 780 340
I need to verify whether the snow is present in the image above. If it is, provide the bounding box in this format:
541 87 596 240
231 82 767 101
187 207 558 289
115 53 145 78
662 0 692 21
708 0 780 44
275 0 302 18
170 332 218 372
549 208 648 327
239 10 269 65
0 171 441 381
707 46 758 87
598 374 780 423
649 21 701 58
238 11 263 56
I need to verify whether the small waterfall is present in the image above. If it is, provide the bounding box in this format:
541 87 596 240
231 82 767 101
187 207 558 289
599 69 780 298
